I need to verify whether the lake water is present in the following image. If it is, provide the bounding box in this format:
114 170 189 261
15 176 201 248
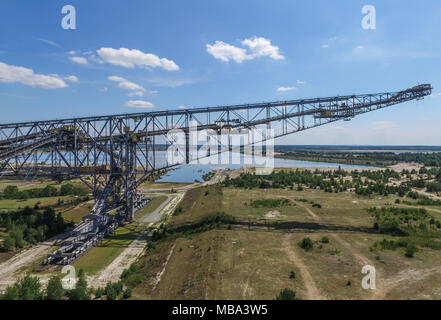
156 151 377 183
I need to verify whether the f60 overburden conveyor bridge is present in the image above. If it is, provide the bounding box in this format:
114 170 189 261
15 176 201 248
0 84 432 264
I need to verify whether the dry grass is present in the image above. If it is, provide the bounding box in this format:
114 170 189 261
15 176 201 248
130 185 441 300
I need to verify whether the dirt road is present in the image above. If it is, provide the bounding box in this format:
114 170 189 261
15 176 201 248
0 234 66 291
282 234 326 300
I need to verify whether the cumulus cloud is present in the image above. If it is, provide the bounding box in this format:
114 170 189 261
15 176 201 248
178 105 187 110
108 76 146 96
70 56 89 65
241 36 284 60
0 62 69 89
126 100 154 108
97 47 179 71
206 36 284 63
277 86 297 92
206 41 251 63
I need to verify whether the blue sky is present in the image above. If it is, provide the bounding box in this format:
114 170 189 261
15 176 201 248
0 0 440 145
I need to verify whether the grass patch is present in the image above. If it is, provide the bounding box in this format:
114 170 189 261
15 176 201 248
136 196 168 219
73 223 143 274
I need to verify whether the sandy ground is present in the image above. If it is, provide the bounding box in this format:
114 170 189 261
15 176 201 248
389 162 423 172
0 233 67 290
412 188 441 201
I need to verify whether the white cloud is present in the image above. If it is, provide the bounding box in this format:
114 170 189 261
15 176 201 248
321 44 329 49
108 76 146 95
0 62 68 89
296 80 305 85
206 41 251 63
241 36 284 60
37 38 60 48
127 91 145 97
126 100 154 108
70 56 89 65
178 105 187 109
277 86 297 92
206 36 284 63
67 50 77 55
100 87 108 92
97 47 179 71
64 75 79 83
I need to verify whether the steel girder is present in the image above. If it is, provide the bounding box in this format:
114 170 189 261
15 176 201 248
0 84 432 220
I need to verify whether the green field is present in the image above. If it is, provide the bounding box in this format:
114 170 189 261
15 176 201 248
0 196 78 211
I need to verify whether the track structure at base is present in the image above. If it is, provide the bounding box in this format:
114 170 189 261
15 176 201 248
0 84 432 265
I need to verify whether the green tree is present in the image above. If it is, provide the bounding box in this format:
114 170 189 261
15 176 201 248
2 286 19 300
3 185 19 199
11 275 43 300
46 276 65 300
60 183 73 196
68 269 90 300
2 235 16 252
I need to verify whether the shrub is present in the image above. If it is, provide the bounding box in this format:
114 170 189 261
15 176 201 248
276 288 298 300
94 288 104 299
125 274 143 288
298 238 314 251
147 242 157 250
123 288 132 299
289 271 296 279
321 236 329 244
405 243 418 258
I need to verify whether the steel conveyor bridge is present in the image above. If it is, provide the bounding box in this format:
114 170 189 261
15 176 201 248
0 83 431 264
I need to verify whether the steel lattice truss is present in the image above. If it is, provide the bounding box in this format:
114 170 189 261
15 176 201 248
0 84 432 221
